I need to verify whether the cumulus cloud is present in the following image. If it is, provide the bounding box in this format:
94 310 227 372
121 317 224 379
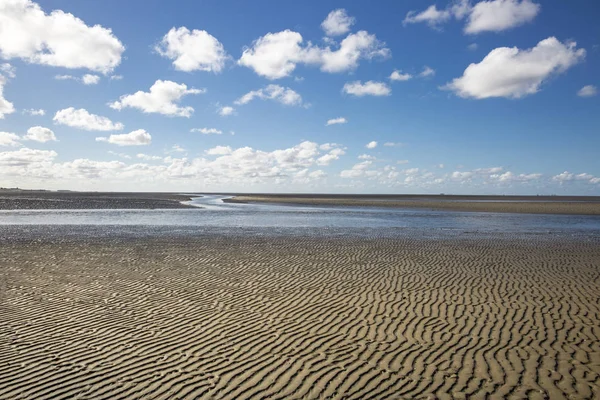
0 147 56 167
489 171 542 183
577 85 597 98
321 9 355 37
403 0 541 34
403 4 452 28
96 129 151 146
326 117 347 126
23 126 56 142
53 107 124 131
55 74 101 84
465 0 541 34
390 70 412 81
419 66 436 78
82 74 100 85
191 128 222 135
109 80 204 117
0 0 124 73
0 131 21 147
343 80 391 96
238 29 389 79
316 148 345 166
384 142 404 147
366 141 378 149
443 37 585 99
218 106 235 116
235 84 303 106
206 145 232 156
22 108 45 116
155 27 229 73
0 75 15 118
0 63 16 78
340 160 373 178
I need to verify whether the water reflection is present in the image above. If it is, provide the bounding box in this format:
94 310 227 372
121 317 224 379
1 195 600 235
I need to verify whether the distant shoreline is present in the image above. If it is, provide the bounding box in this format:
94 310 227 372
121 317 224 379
224 194 600 215
0 191 197 210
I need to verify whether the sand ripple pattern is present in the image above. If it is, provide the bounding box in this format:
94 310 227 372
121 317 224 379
1 235 599 399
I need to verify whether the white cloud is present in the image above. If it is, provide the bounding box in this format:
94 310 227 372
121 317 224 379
53 107 124 131
96 129 151 146
318 31 390 73
404 0 540 34
489 171 542 182
419 66 435 78
238 29 389 79
0 63 16 78
235 84 303 106
366 141 378 149
0 0 124 73
390 70 412 81
325 117 347 126
56 74 101 84
136 153 162 161
443 37 585 99
468 43 478 51
403 5 451 28
321 9 355 37
343 80 391 97
397 160 410 164
109 80 204 117
22 108 45 116
82 74 100 85
206 145 233 156
0 75 15 118
110 74 123 80
577 85 597 98
384 142 404 147
340 160 373 178
218 106 235 116
465 0 541 34
0 147 56 166
0 131 21 147
23 126 56 142
155 27 229 73
316 148 345 166
238 30 306 80
191 128 222 135
550 171 597 184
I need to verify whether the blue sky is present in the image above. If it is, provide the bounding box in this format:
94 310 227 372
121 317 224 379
0 0 599 193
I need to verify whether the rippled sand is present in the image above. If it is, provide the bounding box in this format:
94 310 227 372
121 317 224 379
1 234 599 399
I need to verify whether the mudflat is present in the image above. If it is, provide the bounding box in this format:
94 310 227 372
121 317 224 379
0 191 195 210
225 194 600 215
1 232 599 399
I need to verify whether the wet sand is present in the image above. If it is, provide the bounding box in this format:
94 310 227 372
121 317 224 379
225 194 600 215
0 191 195 210
1 233 599 399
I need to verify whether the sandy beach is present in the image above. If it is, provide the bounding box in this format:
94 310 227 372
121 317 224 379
1 232 599 399
225 195 600 215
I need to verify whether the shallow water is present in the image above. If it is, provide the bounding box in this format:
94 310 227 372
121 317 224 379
1 195 600 236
